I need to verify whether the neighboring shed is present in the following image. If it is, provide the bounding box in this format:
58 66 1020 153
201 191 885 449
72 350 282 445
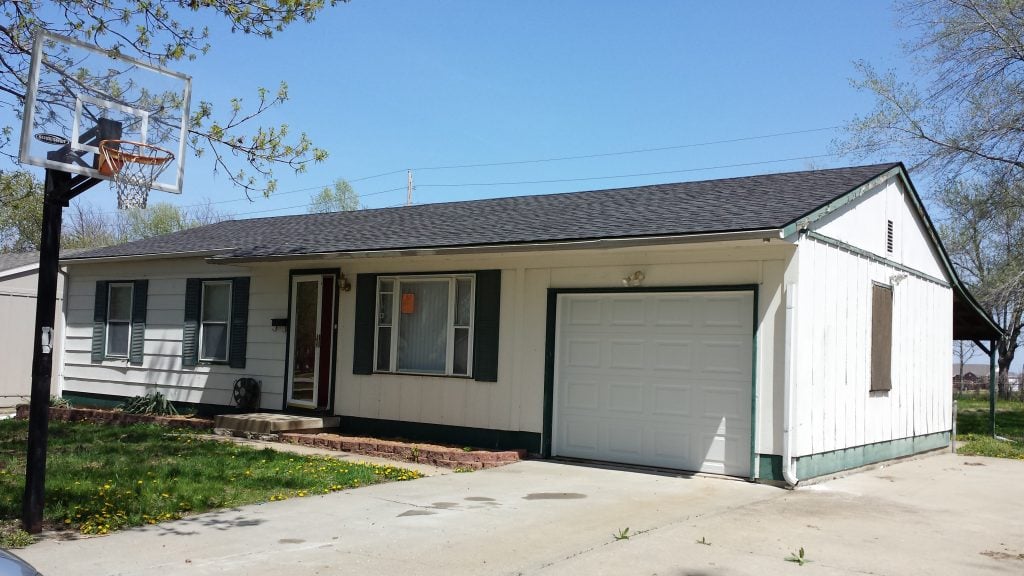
58 162 1000 484
0 251 80 410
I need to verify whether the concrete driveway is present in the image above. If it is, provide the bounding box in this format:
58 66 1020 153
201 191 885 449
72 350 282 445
20 453 1024 575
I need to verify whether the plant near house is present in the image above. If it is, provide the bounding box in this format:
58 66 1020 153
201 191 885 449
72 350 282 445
119 392 179 416
409 446 420 463
452 467 474 473
786 547 809 566
48 396 71 408
613 527 630 541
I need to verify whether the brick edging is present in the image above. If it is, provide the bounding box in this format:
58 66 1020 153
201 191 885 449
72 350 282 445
281 432 526 470
14 404 214 430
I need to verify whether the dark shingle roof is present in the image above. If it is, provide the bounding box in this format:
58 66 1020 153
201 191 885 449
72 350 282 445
1 249 88 272
66 163 901 261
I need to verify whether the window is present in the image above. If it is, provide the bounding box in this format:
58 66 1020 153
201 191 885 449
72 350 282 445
886 219 894 253
870 283 893 392
374 275 474 376
182 277 250 368
105 283 134 357
200 281 232 362
92 280 148 364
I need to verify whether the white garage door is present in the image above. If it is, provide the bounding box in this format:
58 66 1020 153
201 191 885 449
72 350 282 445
554 291 754 476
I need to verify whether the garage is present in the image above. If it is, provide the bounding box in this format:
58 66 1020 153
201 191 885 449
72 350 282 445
553 290 754 476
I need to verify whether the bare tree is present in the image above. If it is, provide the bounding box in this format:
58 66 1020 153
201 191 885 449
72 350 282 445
938 176 1024 398
842 0 1024 394
954 341 978 394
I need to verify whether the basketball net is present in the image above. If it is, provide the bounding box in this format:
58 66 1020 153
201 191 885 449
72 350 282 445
98 140 175 209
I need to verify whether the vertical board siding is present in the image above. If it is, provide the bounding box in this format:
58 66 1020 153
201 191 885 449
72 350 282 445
795 236 952 456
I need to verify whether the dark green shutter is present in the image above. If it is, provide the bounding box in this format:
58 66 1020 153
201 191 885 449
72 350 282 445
352 274 378 375
182 278 201 367
129 280 148 366
229 277 250 369
473 270 501 382
91 281 109 362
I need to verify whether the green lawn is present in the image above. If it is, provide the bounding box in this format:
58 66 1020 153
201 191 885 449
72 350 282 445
955 396 1024 459
0 419 422 539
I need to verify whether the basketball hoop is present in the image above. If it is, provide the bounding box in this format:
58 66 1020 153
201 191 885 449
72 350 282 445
98 140 175 209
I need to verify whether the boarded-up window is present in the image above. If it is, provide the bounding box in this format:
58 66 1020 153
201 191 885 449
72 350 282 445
870 284 893 392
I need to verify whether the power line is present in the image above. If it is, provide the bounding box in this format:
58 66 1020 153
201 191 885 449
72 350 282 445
416 153 837 188
412 126 840 172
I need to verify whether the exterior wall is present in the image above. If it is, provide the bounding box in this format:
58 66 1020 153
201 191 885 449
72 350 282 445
62 241 792 459
0 268 66 409
792 228 953 459
333 241 791 457
62 259 288 409
815 175 948 282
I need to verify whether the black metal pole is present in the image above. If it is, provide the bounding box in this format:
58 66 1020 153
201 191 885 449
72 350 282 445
21 169 69 534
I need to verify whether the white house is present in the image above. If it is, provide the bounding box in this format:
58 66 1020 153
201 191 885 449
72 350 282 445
55 163 1000 484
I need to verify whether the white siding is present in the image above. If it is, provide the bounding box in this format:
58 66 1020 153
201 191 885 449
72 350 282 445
815 175 948 281
334 242 791 456
63 259 289 409
792 235 953 457
63 241 791 458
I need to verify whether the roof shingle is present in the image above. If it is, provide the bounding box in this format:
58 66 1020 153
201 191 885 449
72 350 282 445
66 163 901 261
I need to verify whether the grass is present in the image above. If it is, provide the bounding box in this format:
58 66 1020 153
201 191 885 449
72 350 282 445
0 419 422 537
955 395 1024 459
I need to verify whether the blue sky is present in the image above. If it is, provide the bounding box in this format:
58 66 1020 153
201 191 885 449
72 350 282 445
85 0 914 218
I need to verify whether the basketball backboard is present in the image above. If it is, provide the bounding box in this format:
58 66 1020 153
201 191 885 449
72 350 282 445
18 31 191 195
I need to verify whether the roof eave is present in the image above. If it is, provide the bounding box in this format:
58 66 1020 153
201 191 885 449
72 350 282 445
61 248 236 265
205 228 788 264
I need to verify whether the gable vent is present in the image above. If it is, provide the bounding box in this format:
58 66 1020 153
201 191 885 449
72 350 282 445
886 220 894 253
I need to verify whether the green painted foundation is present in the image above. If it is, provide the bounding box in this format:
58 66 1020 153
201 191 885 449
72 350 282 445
757 454 784 481
758 431 950 483
61 391 244 418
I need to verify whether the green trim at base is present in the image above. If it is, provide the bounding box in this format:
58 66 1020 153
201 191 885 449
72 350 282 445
61 391 246 418
794 431 950 479
757 454 784 481
337 416 541 453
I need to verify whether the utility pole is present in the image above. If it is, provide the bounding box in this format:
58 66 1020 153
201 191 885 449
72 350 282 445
406 169 413 206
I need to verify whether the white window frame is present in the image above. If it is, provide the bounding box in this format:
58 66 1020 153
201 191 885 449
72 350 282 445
374 274 475 377
199 280 232 363
105 282 134 358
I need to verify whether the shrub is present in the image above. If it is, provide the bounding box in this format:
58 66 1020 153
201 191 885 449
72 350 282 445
119 392 178 416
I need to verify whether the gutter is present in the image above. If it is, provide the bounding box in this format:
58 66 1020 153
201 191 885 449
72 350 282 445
782 282 799 487
205 228 786 264
59 248 235 265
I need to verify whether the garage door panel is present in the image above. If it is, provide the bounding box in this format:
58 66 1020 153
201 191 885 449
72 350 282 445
653 340 693 371
610 298 645 325
652 429 690 462
606 422 644 458
608 383 644 414
565 338 602 368
555 291 753 476
561 416 602 453
651 384 692 417
698 340 750 375
654 297 695 327
566 299 603 326
701 295 753 330
609 339 645 369
564 379 602 411
703 389 748 419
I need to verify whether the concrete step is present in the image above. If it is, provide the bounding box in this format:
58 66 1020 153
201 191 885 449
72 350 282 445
214 412 340 434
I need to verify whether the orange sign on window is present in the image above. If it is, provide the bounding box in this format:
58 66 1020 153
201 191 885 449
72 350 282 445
401 292 415 314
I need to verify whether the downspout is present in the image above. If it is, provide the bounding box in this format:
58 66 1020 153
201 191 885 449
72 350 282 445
782 282 799 487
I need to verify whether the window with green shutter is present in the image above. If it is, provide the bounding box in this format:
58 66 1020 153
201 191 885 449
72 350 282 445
183 277 250 368
91 279 148 364
353 270 500 381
